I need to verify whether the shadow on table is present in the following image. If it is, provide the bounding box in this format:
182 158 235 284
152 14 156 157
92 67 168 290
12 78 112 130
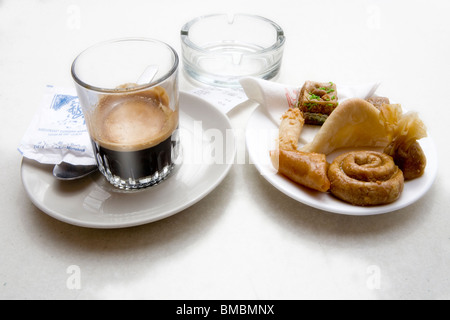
245 164 447 299
21 163 237 279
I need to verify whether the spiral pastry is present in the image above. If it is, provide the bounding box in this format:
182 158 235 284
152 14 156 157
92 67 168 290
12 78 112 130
328 151 404 206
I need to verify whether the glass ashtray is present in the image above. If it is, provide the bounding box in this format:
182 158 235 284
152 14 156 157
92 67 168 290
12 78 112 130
181 14 285 87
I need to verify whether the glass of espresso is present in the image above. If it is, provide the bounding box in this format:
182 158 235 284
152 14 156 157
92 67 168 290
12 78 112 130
71 38 180 190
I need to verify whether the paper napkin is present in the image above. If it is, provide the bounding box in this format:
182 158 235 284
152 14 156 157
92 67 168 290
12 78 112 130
240 77 380 125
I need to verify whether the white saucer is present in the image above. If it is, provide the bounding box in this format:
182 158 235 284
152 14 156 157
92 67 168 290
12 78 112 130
246 104 438 216
21 92 236 228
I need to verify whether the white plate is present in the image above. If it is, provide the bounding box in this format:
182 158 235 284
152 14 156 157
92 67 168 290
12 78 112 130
246 105 438 216
21 92 236 228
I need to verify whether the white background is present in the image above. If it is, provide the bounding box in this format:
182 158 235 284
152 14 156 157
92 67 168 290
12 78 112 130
1 0 450 299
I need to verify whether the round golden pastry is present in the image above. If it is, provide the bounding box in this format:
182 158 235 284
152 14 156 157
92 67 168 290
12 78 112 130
328 151 404 206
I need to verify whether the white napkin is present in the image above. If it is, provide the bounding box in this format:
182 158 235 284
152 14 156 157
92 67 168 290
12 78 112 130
240 77 380 125
18 85 96 165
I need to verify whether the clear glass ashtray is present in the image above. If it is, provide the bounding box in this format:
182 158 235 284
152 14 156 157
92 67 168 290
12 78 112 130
181 14 285 87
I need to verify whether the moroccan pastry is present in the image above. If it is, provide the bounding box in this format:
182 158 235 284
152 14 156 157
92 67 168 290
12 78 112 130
301 98 395 155
277 108 304 151
297 81 338 125
382 109 427 180
328 151 404 206
366 96 390 109
270 149 330 192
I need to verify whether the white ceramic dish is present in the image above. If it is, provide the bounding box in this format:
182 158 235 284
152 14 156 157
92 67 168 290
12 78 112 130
246 104 438 216
21 92 236 228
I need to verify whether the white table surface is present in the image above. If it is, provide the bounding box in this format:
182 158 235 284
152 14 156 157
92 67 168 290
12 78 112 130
1 0 450 300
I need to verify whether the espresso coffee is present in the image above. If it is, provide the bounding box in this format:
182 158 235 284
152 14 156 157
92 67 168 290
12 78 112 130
89 86 179 189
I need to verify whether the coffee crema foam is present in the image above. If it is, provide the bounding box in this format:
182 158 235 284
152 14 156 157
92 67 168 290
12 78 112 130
91 86 178 152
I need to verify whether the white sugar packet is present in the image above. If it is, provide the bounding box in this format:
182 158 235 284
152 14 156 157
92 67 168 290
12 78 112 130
239 77 380 126
18 85 96 165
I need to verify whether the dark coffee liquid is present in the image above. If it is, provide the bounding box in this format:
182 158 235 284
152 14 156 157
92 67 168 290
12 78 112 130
92 131 179 182
89 86 179 189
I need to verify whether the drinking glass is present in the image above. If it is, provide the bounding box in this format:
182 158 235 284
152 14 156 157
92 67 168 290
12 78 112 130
71 38 180 190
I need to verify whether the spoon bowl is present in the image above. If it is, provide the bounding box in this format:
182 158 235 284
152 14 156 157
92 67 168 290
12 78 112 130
53 162 98 180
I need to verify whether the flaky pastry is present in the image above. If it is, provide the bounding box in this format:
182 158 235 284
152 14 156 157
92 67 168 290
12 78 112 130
301 98 392 155
270 149 330 193
277 108 305 151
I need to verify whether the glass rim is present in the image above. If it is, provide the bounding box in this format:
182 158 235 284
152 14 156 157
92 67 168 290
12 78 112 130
180 13 285 55
71 37 179 94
